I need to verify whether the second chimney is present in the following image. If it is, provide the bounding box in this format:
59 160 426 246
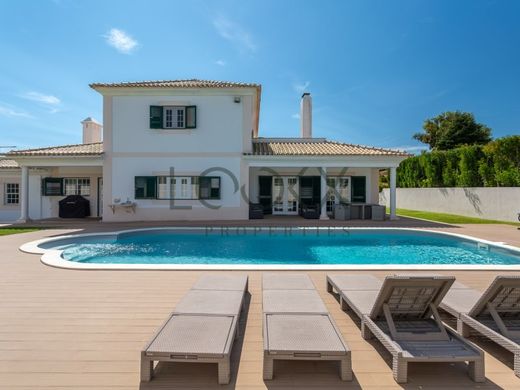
300 92 312 138
81 117 103 144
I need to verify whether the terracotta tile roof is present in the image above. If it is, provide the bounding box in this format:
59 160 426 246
90 79 261 89
7 142 103 157
248 139 409 157
0 159 19 169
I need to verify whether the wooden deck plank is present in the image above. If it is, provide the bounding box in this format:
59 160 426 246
1 224 520 389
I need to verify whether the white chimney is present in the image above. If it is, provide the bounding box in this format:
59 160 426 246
81 117 102 144
300 92 312 138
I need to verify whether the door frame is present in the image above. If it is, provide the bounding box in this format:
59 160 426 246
272 176 299 215
97 177 103 217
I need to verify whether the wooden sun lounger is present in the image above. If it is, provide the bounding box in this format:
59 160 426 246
141 274 248 384
440 275 520 377
262 273 352 381
327 274 485 383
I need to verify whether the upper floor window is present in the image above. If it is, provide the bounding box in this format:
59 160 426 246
150 105 196 129
4 183 19 205
164 107 185 128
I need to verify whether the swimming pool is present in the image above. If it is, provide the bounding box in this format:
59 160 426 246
21 228 520 270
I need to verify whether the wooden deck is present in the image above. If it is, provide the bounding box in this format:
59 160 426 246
1 223 520 389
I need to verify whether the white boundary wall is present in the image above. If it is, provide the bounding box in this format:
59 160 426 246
380 187 520 223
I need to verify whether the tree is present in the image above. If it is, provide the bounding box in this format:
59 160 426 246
413 111 492 150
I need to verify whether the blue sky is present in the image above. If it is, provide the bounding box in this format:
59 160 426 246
0 0 519 152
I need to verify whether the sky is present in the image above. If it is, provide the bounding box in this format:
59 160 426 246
0 0 519 153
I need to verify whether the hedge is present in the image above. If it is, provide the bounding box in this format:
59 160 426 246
397 135 520 187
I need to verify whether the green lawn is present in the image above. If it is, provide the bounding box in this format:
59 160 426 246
396 208 520 226
0 227 43 236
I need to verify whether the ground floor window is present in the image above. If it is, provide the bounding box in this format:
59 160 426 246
136 176 220 200
41 177 90 196
4 183 19 204
64 178 90 196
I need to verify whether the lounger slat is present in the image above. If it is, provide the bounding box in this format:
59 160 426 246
174 289 244 316
263 290 327 314
146 314 235 355
263 273 315 290
266 314 347 355
192 274 248 291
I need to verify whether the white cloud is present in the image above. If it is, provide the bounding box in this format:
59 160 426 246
104 28 138 54
215 59 226 66
291 113 300 120
22 91 60 106
213 15 256 53
391 145 429 154
0 104 32 118
20 91 62 113
293 81 310 94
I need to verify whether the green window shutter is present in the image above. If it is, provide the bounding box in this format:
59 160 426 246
199 176 220 199
186 106 196 128
199 177 210 199
42 178 63 196
210 177 220 199
150 106 163 129
135 176 157 199
351 176 366 203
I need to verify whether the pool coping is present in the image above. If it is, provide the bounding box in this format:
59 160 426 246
19 226 520 271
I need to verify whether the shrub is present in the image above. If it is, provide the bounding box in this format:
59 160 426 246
396 135 520 187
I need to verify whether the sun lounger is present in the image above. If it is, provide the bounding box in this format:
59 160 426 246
440 275 520 377
141 274 248 384
262 273 352 381
327 274 485 383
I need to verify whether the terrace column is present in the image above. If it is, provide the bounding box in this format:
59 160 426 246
320 167 329 220
17 166 30 223
389 167 397 220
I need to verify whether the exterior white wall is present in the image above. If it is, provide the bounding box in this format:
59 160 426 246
25 167 102 220
106 156 247 221
380 187 520 223
103 92 254 221
0 170 21 221
111 94 248 154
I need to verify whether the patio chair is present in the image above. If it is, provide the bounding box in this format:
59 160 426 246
327 274 485 383
141 274 248 384
249 203 264 219
300 203 320 219
262 273 352 381
440 275 520 377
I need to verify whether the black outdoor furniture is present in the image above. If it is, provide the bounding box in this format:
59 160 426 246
58 195 91 218
300 203 320 219
249 203 264 219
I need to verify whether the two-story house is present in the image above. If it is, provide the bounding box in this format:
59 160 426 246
0 79 407 222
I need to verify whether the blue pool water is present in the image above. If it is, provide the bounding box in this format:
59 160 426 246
50 229 520 265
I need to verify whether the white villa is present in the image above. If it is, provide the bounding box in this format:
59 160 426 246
0 79 408 223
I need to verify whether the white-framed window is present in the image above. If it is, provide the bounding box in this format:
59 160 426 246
191 177 200 199
4 183 19 204
153 176 220 200
63 178 90 196
157 176 175 199
164 106 185 129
